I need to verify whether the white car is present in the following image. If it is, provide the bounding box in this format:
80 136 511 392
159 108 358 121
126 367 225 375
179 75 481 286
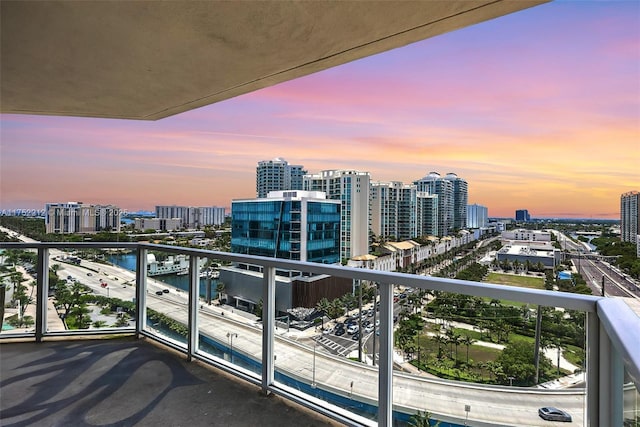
346 324 359 334
364 324 374 333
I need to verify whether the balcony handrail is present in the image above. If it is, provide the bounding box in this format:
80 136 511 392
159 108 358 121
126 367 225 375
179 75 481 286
597 297 640 389
1 241 601 311
2 240 639 426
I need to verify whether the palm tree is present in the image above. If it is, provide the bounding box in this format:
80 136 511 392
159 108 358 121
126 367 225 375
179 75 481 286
215 282 226 304
462 335 476 365
434 334 447 359
409 410 440 427
315 297 330 329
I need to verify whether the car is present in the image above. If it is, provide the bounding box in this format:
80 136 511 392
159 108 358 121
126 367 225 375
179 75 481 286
538 407 572 422
87 272 93 276
346 324 359 334
351 333 360 341
322 327 332 335
334 328 345 337
162 289 170 293
364 324 374 333
155 290 164 296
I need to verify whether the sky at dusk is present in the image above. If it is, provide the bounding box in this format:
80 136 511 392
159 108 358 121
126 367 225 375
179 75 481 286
1 1 639 219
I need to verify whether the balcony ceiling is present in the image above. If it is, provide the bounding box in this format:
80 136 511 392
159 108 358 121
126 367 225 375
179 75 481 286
1 1 546 121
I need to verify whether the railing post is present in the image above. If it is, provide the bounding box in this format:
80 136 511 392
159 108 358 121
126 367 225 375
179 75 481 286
586 311 599 426
378 282 393 427
188 255 200 360
35 247 49 342
599 321 624 426
262 266 275 394
136 247 148 337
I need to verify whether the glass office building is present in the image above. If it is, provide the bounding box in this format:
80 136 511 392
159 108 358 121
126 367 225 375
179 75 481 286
232 191 340 264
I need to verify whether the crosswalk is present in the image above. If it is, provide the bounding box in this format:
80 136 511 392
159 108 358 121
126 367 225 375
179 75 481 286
315 335 352 356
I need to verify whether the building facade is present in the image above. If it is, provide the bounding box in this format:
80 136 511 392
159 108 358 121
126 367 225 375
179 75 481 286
414 172 459 236
134 218 181 232
45 202 121 234
304 170 370 260
416 192 439 237
155 205 225 229
444 173 468 230
231 191 340 263
467 203 488 229
621 191 640 243
370 181 417 241
256 157 306 198
515 209 531 222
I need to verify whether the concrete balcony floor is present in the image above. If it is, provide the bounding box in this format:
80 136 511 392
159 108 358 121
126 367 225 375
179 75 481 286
1 336 342 427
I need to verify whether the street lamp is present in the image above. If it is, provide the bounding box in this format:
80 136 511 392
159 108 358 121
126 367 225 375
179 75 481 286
226 332 237 364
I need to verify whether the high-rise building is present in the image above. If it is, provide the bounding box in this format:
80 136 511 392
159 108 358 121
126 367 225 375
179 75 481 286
414 172 454 236
621 191 640 243
155 205 225 229
370 181 417 241
444 173 468 230
231 190 340 263
304 170 370 260
416 193 439 237
467 204 488 229
45 202 121 234
256 157 306 198
515 209 531 222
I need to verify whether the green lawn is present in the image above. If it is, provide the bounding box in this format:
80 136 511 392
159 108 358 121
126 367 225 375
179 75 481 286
485 272 545 290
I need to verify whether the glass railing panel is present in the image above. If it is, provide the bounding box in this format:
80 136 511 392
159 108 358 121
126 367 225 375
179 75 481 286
143 249 189 348
393 285 588 426
0 246 38 336
47 246 138 332
272 275 379 422
623 374 639 426
197 256 262 375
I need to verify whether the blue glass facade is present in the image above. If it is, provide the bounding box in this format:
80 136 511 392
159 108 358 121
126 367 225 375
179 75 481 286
231 198 340 264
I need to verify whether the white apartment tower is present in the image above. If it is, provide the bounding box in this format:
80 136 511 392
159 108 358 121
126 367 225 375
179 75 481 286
45 202 121 234
155 205 225 229
414 171 468 236
370 181 417 241
621 191 640 243
467 204 488 229
445 173 468 231
304 170 370 261
256 157 307 198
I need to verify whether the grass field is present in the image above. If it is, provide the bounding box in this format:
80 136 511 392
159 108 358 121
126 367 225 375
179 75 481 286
485 272 545 290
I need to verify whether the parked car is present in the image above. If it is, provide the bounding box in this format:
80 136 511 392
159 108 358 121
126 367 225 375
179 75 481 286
351 333 360 341
334 328 345 337
538 407 572 422
162 289 169 293
155 290 164 296
364 324 374 333
346 324 359 334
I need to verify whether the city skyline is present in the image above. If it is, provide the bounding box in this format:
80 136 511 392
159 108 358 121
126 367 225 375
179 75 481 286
1 1 638 219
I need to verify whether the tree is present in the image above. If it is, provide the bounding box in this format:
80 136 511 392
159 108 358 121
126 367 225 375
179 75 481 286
215 281 226 304
497 341 551 386
315 297 330 329
54 281 91 328
409 410 440 427
462 334 476 365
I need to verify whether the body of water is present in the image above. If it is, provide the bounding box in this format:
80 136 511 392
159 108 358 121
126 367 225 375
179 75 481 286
108 254 219 300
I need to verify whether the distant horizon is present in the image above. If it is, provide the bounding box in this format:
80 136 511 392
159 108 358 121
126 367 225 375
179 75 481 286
1 1 638 220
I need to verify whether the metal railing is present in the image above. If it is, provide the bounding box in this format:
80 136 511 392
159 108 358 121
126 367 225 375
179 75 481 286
1 241 639 426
